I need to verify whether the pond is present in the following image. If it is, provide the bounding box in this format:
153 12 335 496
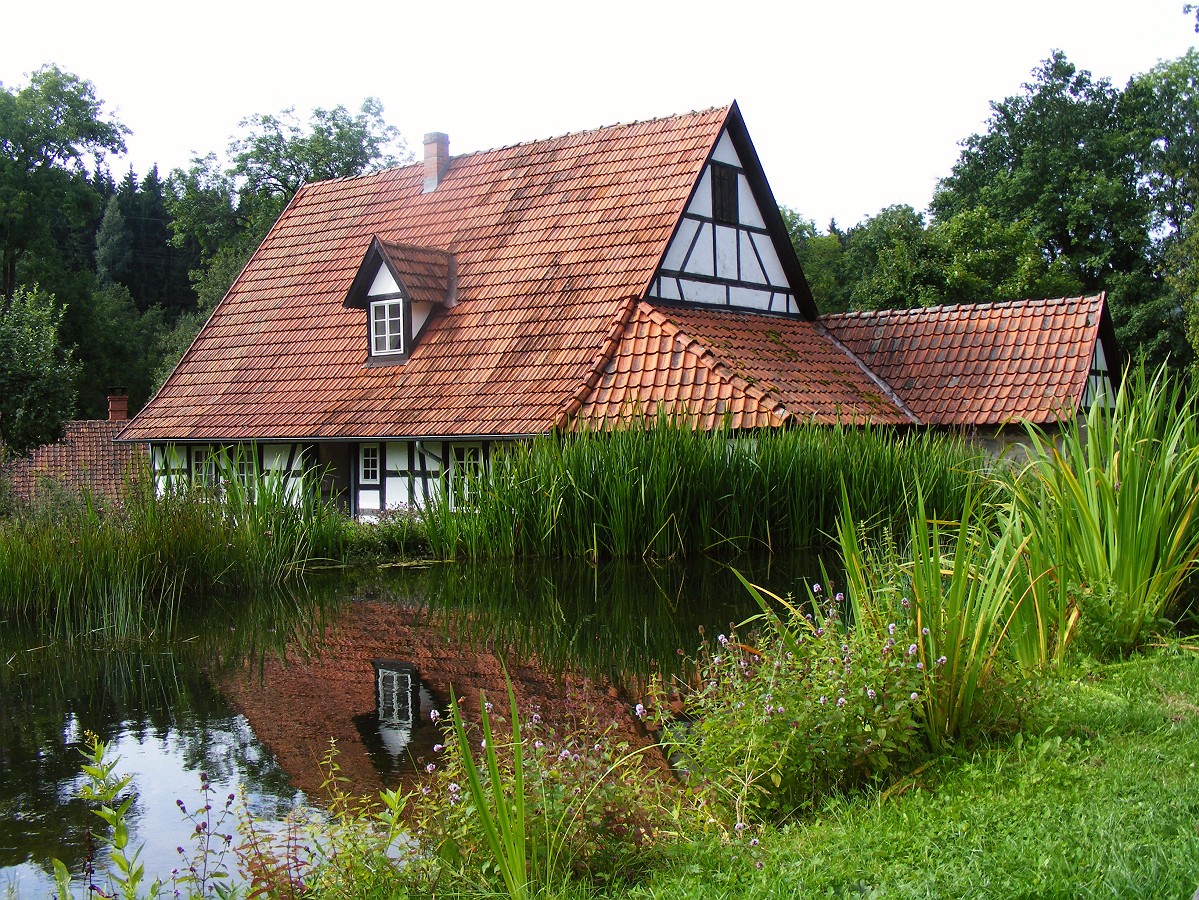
0 554 826 895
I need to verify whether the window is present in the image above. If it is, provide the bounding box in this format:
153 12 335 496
192 446 217 485
370 299 403 355
360 444 380 484
711 162 739 225
451 444 483 508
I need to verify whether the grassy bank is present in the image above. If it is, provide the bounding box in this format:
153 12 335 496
633 648 1199 899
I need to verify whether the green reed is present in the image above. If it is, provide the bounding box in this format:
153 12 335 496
0 454 344 643
1002 362 1199 663
421 418 989 560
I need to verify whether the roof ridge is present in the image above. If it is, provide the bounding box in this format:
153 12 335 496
821 293 1105 322
295 105 734 190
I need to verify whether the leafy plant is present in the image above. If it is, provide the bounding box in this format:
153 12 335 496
838 488 1027 750
1004 362 1199 661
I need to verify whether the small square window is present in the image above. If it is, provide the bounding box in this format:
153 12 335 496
711 162 739 225
361 444 380 484
370 300 403 355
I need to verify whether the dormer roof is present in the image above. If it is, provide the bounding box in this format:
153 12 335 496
344 238 456 309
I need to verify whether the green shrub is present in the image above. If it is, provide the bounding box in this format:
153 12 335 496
651 578 925 823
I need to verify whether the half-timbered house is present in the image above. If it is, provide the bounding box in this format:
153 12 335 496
119 103 1117 514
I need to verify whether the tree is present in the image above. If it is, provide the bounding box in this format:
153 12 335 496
159 98 408 381
781 209 852 314
841 205 946 310
0 285 79 456
930 52 1181 364
0 65 127 300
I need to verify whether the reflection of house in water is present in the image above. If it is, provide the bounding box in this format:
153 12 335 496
214 598 648 798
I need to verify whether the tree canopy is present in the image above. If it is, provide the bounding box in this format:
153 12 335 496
0 285 79 456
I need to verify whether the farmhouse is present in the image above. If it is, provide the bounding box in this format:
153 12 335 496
120 103 1117 515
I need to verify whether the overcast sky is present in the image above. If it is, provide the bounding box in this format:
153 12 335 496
5 0 1196 230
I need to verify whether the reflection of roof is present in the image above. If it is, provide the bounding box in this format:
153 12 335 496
573 302 915 429
216 599 654 797
822 295 1108 426
121 107 735 442
5 420 146 501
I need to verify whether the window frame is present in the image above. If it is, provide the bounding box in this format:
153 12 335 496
369 298 405 357
360 443 381 485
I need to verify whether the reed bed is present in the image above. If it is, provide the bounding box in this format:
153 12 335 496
0 458 344 643
422 420 989 560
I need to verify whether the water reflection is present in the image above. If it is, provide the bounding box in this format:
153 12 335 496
1 552 828 894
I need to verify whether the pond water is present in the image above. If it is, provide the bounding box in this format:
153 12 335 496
0 555 825 895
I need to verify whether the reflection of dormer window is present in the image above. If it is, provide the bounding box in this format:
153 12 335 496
371 300 404 355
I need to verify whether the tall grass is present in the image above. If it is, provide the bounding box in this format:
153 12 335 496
422 419 988 560
0 455 344 643
1003 363 1199 662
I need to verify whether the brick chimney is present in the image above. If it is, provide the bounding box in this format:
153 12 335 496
423 132 450 193
107 393 128 422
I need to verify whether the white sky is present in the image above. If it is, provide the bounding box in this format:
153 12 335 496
5 0 1196 230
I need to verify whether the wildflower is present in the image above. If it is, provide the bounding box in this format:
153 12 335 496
866 688 876 700
819 696 827 705
429 709 441 722
534 740 544 749
922 627 930 636
901 596 910 608
887 623 896 635
836 697 846 708
481 739 487 749
816 627 825 637
908 643 917 656
750 837 759 847
776 705 785 713
937 655 948 666
765 705 774 715
812 583 822 594
916 661 924 670
484 701 494 713
712 656 722 665
718 633 729 646
835 592 844 603
756 861 764 870
531 713 542 724
433 743 444 752
634 703 646 719
559 749 571 760
910 692 919 701
425 763 436 774
735 821 746 832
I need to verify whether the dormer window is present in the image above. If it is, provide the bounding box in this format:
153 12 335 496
344 237 456 366
371 300 404 355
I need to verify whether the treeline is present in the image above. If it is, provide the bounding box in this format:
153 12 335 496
786 50 1199 370
0 65 405 451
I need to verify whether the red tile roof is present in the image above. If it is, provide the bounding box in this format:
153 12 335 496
821 295 1106 426
5 420 147 501
122 107 737 442
573 302 914 429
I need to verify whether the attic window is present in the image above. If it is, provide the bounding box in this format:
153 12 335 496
711 162 738 225
371 299 403 355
